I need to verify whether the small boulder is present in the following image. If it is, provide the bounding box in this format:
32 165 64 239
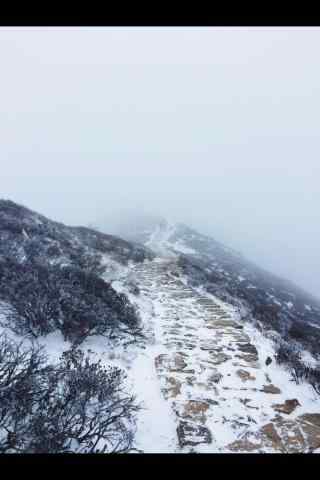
176 400 210 424
261 423 283 450
237 343 258 355
236 369 256 382
260 384 282 394
273 399 301 415
162 376 182 399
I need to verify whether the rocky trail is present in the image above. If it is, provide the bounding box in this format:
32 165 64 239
131 258 320 453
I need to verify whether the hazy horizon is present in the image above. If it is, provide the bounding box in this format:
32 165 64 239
1 27 320 298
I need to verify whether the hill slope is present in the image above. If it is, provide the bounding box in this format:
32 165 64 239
0 199 154 342
111 217 320 359
1 202 320 453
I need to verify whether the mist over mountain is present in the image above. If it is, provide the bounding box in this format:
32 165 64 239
94 214 320 353
2 27 320 298
1 26 320 454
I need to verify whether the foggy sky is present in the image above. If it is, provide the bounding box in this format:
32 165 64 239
0 27 320 297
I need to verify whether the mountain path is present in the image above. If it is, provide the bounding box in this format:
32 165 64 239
132 258 320 453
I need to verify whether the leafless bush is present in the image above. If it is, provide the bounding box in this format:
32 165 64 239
0 334 139 453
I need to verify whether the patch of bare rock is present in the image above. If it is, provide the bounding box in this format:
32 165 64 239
272 399 301 415
177 421 212 448
236 369 256 382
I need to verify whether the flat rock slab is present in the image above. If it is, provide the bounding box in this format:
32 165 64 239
260 423 284 451
232 362 260 370
155 353 195 373
174 400 210 424
236 369 256 382
200 341 222 351
226 413 320 453
259 414 320 452
162 376 182 399
177 421 213 447
227 435 262 452
298 414 320 451
235 353 260 366
237 343 258 355
206 319 239 329
208 351 232 365
272 399 301 415
227 425 284 453
260 384 282 394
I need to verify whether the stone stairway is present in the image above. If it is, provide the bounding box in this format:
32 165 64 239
132 258 320 453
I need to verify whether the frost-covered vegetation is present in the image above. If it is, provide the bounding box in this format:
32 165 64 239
122 218 320 390
0 256 142 342
0 199 150 453
275 340 320 396
0 334 138 453
0 200 150 344
172 233 320 358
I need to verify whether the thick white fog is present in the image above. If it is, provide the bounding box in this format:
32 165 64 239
0 27 319 297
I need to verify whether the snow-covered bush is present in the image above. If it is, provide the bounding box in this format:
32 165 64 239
0 256 142 343
0 334 138 453
275 340 320 395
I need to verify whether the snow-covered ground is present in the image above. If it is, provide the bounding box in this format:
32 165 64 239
1 251 319 453
124 257 320 453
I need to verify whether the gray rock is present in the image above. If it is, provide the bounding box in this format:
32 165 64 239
177 421 212 447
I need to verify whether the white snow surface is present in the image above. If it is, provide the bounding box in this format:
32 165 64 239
1 238 320 453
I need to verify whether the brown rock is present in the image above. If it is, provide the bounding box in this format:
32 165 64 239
273 417 307 452
260 384 281 394
162 376 182 399
155 353 194 374
299 413 320 428
227 436 261 452
236 369 256 382
175 400 210 424
272 399 301 415
298 414 320 451
260 423 283 451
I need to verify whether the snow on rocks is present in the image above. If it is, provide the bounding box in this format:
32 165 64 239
1 252 319 453
128 257 320 453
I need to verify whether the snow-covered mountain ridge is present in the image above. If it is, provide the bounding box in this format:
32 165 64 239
1 202 320 452
114 218 320 359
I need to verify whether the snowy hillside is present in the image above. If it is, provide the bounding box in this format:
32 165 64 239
115 218 320 359
1 201 320 453
95 219 320 452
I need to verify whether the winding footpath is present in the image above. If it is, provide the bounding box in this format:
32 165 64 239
131 257 320 453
